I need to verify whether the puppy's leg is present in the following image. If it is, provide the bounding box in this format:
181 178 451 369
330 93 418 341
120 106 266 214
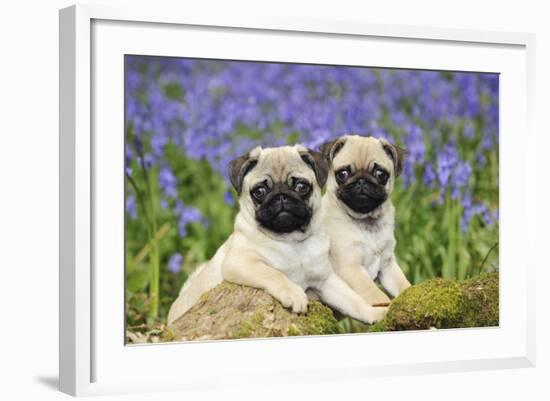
378 256 411 297
223 255 308 313
337 264 390 305
317 273 387 324
167 262 222 325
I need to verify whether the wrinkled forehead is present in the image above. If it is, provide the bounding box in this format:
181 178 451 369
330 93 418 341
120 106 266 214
249 147 314 184
333 137 393 172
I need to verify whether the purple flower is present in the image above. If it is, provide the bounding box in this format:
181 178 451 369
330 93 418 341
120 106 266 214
126 195 137 219
460 193 496 232
168 253 183 273
137 154 153 170
151 133 167 158
158 166 178 199
174 201 203 238
481 205 494 226
180 206 202 223
423 163 436 187
463 121 475 139
476 150 486 167
451 161 472 200
125 144 133 176
436 145 458 188
223 191 235 205
124 56 499 233
402 124 425 186
133 137 144 155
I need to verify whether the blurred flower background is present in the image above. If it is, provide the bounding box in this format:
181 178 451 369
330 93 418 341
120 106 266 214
125 55 499 332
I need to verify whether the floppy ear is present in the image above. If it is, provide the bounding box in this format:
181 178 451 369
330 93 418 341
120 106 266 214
319 137 346 163
228 153 258 194
380 139 406 176
300 149 329 187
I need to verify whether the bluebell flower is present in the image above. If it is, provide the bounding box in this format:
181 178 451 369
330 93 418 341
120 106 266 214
125 144 133 176
463 121 475 139
158 166 178 199
451 161 472 200
151 133 167 158
125 55 499 231
423 163 436 187
174 200 203 238
126 195 137 219
133 137 144 155
223 191 235 205
436 145 458 188
168 253 183 273
460 193 496 232
402 124 426 186
476 150 486 167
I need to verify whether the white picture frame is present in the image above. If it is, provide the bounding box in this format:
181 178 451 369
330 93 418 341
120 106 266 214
59 3 536 397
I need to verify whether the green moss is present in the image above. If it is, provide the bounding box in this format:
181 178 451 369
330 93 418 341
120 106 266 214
287 324 300 337
160 328 177 342
234 311 267 338
233 300 337 338
234 320 255 338
459 272 499 328
368 272 499 332
299 301 339 335
252 311 265 325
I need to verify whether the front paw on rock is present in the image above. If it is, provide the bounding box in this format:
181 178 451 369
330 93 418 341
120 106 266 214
368 306 388 324
275 283 308 314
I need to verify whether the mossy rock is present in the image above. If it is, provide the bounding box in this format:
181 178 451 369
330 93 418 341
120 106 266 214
165 282 339 341
164 272 498 341
368 271 499 332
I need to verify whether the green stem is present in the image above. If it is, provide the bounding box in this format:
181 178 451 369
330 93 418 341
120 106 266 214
146 169 160 321
456 200 465 280
126 172 151 226
490 151 498 201
133 146 161 321
446 193 456 279
479 242 499 274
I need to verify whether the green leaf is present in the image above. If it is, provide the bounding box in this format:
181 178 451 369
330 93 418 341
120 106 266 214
127 269 150 293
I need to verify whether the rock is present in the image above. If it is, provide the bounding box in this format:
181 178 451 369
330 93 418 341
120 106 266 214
163 272 499 341
368 271 499 332
164 282 339 341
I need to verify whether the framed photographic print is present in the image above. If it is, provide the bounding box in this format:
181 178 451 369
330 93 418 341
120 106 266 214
59 4 536 396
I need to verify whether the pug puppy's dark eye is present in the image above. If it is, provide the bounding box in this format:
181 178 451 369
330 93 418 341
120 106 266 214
251 185 268 200
373 168 389 185
294 181 311 195
335 168 350 183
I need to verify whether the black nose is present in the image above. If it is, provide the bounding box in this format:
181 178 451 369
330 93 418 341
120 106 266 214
276 194 290 204
356 178 368 189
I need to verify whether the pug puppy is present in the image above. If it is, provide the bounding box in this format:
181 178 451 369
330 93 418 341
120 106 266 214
167 145 387 326
320 135 411 306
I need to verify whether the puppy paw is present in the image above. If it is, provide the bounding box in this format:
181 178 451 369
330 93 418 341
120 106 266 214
366 291 391 306
363 305 388 324
271 282 308 314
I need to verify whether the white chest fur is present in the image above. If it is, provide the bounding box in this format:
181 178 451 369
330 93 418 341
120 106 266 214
257 232 331 289
352 225 394 279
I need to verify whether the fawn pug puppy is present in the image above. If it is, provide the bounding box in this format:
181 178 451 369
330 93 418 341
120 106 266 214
320 135 411 306
167 144 387 326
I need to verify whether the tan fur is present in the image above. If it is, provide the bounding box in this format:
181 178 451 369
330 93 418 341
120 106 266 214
323 135 411 305
167 145 387 326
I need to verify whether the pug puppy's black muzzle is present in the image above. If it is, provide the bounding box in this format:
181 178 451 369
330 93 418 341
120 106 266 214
255 191 312 233
337 176 387 214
